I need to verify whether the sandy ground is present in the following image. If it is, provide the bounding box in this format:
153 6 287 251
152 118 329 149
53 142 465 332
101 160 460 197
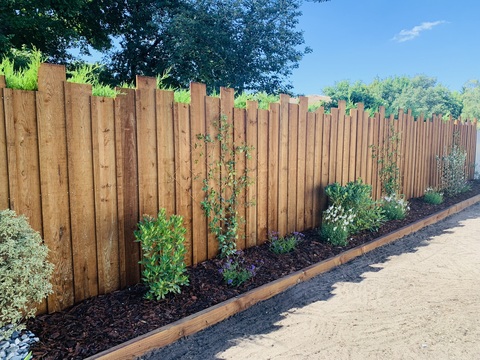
141 203 480 360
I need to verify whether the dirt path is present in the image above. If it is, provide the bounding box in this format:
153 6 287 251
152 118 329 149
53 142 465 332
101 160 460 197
141 203 480 360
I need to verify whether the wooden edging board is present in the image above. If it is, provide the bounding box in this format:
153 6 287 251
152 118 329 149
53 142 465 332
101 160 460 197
88 194 480 360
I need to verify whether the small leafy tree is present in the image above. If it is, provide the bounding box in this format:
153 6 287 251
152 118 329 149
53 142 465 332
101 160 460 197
0 209 54 340
196 115 254 258
134 209 189 300
436 131 471 196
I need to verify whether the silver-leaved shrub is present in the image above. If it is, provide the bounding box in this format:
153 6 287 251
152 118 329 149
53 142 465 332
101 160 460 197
0 209 54 340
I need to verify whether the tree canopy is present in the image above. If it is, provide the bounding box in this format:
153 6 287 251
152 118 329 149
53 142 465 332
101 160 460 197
322 75 465 119
1 0 328 93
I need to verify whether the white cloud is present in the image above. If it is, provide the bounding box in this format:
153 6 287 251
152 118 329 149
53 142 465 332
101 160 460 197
393 21 446 42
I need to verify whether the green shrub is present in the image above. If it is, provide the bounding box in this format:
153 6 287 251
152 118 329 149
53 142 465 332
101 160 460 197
268 231 303 254
423 188 444 205
0 209 54 340
381 194 409 220
436 132 472 196
134 209 189 300
319 204 355 246
319 221 349 246
325 179 385 233
0 48 44 90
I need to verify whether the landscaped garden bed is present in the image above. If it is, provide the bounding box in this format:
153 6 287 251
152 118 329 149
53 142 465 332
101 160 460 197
25 180 480 360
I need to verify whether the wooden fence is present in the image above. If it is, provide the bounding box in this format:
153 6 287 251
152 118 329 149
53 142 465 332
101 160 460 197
0 63 477 314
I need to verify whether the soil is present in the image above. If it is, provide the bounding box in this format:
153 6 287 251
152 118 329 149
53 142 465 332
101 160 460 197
27 182 480 360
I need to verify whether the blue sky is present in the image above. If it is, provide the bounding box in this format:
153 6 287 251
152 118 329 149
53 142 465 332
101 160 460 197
291 0 480 95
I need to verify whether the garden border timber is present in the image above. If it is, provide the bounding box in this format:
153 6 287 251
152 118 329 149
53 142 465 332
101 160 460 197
87 193 480 360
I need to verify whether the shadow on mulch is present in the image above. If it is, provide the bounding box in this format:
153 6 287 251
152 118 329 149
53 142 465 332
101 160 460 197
27 182 480 359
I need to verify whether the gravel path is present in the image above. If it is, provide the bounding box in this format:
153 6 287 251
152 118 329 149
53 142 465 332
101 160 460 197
141 202 480 360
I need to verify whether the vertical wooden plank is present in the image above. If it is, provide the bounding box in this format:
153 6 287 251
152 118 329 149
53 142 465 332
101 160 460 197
65 82 98 302
174 103 193 265
373 113 382 199
342 115 351 185
156 89 176 216
246 100 258 247
360 107 369 182
0 75 5 88
296 97 308 231
304 111 316 229
404 111 415 199
397 109 406 193
277 94 289 236
3 89 18 211
5 89 47 314
354 103 364 181
317 109 328 226
268 103 280 234
328 108 338 185
190 83 208 263
92 97 119 294
256 108 269 243
287 103 298 233
115 88 140 286
233 107 246 250
205 96 220 258
136 76 158 217
220 87 234 205
349 109 358 182
37 63 73 312
365 114 375 191
0 87 9 209
335 103 345 184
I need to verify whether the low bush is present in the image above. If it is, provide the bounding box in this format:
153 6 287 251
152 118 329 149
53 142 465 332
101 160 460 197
134 209 189 300
220 252 256 286
319 220 350 246
423 188 444 205
325 179 385 233
268 231 304 254
381 194 409 220
0 209 54 340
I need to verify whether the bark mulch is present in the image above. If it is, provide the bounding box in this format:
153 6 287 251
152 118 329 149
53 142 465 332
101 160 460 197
28 181 480 359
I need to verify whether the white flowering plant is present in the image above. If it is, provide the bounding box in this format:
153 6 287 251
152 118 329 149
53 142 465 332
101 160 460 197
382 193 410 220
320 204 356 246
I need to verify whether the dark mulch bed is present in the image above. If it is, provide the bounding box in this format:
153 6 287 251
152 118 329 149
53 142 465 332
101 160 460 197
28 181 480 359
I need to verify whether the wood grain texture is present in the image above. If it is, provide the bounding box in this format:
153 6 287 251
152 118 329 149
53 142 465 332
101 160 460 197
174 103 193 265
88 193 480 360
136 77 158 217
296 97 308 231
316 108 327 227
156 89 176 216
304 112 316 229
277 94 289 236
189 83 208 262
0 88 8 209
65 82 98 301
92 97 120 294
36 63 74 312
287 103 298 233
233 107 247 249
267 103 280 234
246 100 258 247
256 109 268 244
205 96 221 258
115 88 140 286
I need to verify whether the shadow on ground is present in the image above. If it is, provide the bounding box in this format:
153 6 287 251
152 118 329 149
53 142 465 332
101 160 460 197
140 203 480 360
